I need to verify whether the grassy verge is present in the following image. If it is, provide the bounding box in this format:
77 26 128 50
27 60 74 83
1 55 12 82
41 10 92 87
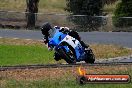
2 79 131 88
0 44 54 66
91 44 132 59
0 38 132 66
0 65 132 88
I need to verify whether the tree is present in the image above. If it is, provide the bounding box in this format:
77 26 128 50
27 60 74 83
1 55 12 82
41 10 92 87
66 0 103 31
26 0 39 29
113 0 132 27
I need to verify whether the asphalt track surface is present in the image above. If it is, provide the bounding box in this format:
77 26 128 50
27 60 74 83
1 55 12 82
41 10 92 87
0 29 132 48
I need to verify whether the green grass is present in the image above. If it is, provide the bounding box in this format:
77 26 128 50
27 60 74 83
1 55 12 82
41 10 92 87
2 79 131 88
0 44 55 66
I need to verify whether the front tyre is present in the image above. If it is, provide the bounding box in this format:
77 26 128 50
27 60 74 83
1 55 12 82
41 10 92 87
84 48 95 64
54 52 61 61
59 43 76 64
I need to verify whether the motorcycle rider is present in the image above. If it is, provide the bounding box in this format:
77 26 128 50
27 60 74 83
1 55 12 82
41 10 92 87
41 22 51 45
41 22 88 50
41 22 89 61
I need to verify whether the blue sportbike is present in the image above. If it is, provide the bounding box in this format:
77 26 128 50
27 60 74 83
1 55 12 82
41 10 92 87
41 22 95 64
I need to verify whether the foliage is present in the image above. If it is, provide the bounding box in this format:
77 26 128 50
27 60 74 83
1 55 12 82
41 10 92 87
113 0 132 27
65 0 103 31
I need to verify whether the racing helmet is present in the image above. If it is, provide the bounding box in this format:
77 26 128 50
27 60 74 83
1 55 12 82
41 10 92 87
41 22 52 35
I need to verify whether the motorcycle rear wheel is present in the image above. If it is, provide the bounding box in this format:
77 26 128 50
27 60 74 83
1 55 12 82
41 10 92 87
84 48 95 64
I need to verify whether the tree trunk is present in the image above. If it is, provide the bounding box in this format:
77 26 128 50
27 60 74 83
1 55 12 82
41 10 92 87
26 0 39 30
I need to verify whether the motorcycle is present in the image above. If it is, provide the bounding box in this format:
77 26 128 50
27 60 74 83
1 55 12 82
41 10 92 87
41 24 95 64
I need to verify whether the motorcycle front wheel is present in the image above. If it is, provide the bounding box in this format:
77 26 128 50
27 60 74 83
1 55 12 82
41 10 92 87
54 52 61 61
59 43 76 64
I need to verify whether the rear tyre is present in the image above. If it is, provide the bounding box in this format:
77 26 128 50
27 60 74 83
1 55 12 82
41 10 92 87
84 48 95 64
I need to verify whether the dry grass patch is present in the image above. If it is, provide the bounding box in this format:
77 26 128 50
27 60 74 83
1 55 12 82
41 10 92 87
0 65 132 81
90 44 132 59
0 0 66 13
0 38 43 46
